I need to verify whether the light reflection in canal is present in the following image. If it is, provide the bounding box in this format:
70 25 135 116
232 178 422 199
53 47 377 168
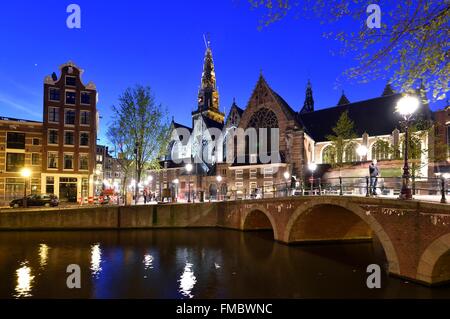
178 262 197 299
38 244 49 268
14 262 34 298
90 243 102 278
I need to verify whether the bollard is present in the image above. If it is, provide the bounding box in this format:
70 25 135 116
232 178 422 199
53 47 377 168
339 177 343 196
366 176 370 197
441 177 447 204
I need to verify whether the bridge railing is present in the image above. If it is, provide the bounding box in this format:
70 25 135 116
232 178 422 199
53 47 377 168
224 176 448 204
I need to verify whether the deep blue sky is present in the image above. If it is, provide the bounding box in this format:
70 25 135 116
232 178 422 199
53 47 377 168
0 1 446 145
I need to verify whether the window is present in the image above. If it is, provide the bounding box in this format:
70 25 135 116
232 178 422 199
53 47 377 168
235 170 243 180
64 131 74 145
64 154 74 170
65 109 76 125
48 130 58 144
6 153 25 172
65 91 76 105
49 88 60 101
48 107 59 123
322 145 336 164
81 92 91 105
250 169 257 179
249 181 257 191
263 167 273 178
79 154 89 170
222 169 227 177
65 76 76 86
96 154 103 162
47 153 58 169
372 140 391 161
6 132 25 149
46 176 54 194
31 153 40 166
32 138 40 146
80 111 90 125
344 143 358 163
115 172 120 178
80 132 89 146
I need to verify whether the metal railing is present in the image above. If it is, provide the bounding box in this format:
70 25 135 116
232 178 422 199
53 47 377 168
221 176 449 204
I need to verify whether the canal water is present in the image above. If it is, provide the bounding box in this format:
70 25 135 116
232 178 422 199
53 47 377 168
0 229 449 299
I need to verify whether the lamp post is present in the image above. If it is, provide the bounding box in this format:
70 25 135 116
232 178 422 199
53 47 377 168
308 163 317 195
216 175 222 201
396 95 419 200
173 178 179 202
21 168 31 208
185 163 193 203
284 171 290 197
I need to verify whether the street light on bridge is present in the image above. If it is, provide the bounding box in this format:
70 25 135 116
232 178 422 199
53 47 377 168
185 163 193 203
284 171 290 197
216 175 222 201
356 145 368 162
396 95 420 200
308 163 317 195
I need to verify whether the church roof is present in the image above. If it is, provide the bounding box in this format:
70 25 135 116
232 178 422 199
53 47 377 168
299 92 431 142
172 120 192 132
201 115 224 130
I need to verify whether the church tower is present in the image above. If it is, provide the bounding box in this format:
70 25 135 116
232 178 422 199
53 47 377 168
300 80 314 114
192 40 225 124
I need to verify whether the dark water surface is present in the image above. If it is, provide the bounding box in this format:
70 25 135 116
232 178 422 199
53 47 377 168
0 229 449 299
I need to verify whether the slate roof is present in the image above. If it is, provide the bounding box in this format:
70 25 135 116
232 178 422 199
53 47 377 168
201 115 224 130
298 93 432 142
172 121 192 132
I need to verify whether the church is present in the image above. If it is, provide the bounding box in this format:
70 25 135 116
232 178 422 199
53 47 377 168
153 42 434 201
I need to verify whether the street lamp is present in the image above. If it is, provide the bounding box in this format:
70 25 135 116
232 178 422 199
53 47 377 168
308 163 317 195
284 171 290 196
21 168 31 208
356 145 368 162
185 163 193 203
396 95 419 200
216 175 222 201
173 178 179 202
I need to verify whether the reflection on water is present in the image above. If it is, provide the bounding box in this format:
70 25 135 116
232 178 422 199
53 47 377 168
38 244 49 268
0 229 448 299
14 262 34 298
90 243 102 278
178 262 197 299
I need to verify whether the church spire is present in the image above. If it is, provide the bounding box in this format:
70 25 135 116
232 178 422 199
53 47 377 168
193 36 224 124
300 80 314 114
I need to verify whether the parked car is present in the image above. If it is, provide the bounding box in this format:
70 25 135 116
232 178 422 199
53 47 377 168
10 194 59 208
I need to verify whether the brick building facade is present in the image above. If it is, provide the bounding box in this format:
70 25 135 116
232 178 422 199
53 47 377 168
0 61 98 205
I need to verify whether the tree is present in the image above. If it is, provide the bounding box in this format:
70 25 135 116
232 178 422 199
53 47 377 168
248 0 449 100
108 85 170 202
326 110 357 167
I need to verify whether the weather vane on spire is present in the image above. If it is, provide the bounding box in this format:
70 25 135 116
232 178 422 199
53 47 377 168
203 33 211 49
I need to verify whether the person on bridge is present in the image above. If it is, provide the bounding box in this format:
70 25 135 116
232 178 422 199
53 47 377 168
369 159 380 196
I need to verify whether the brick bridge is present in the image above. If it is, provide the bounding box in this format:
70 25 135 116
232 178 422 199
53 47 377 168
217 196 450 286
1 195 449 286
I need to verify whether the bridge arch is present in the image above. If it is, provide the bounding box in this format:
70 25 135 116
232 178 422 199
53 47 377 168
416 234 450 285
241 205 278 240
283 198 400 274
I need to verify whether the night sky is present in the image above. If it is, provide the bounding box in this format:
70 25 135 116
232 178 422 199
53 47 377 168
0 1 447 145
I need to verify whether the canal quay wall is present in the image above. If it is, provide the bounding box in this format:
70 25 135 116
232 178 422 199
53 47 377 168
0 202 222 230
